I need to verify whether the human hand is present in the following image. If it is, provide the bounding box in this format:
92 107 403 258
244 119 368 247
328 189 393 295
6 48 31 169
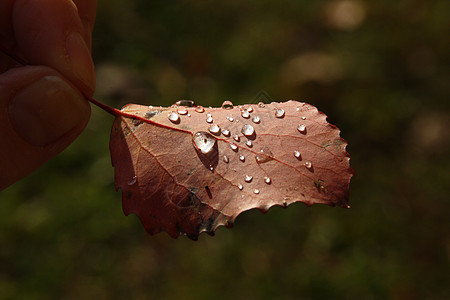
0 0 97 191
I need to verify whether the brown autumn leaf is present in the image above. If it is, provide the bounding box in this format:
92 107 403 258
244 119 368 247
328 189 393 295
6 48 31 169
110 100 353 240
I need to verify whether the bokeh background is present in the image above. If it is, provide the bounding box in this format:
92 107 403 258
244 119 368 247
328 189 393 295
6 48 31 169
1 0 449 298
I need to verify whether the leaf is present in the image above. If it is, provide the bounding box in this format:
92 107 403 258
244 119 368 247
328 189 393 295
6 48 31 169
110 100 353 240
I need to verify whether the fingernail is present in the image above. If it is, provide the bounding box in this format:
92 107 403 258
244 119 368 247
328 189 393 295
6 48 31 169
8 76 90 146
66 32 95 94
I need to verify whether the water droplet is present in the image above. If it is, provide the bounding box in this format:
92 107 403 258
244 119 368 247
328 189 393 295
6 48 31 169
297 124 306 134
246 140 253 147
254 189 260 194
145 111 159 119
223 155 229 163
192 131 216 154
209 124 221 134
244 175 253 182
222 129 231 136
209 166 214 171
252 116 260 123
264 177 271 184
239 155 245 162
305 161 312 169
206 115 213 123
241 124 255 136
258 102 265 108
241 110 250 118
301 116 306 120
247 107 253 113
255 147 274 164
195 106 205 113
238 184 243 190
187 113 191 117
294 150 302 159
176 100 196 107
168 112 179 122
221 100 234 109
128 176 137 185
275 108 285 118
178 109 188 115
233 135 240 142
230 143 238 151
226 116 234 122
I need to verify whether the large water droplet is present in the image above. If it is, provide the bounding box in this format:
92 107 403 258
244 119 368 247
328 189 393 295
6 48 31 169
275 108 285 118
264 177 271 184
176 100 196 107
128 176 137 185
241 110 250 118
239 155 245 162
252 116 260 124
222 129 231 136
223 155 229 163
294 150 302 159
242 124 255 136
168 112 180 122
305 161 312 169
209 124 221 134
195 106 205 113
255 147 274 164
297 124 306 134
221 100 234 109
192 131 216 154
244 175 253 182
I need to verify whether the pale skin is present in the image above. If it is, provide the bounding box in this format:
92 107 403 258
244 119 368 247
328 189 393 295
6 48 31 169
0 0 97 190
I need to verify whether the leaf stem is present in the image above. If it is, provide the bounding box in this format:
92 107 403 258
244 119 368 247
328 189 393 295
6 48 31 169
0 44 121 117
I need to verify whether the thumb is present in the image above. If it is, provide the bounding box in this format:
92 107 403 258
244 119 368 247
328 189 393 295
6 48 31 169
0 66 90 191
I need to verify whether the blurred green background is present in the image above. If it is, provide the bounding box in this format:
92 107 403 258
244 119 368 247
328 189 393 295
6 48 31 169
1 0 449 299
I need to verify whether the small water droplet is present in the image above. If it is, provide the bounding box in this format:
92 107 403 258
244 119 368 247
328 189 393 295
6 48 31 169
275 108 285 118
176 100 196 107
230 143 238 151
222 129 231 136
238 184 243 190
168 112 179 122
223 155 229 163
254 189 260 194
241 124 255 136
305 161 312 169
239 155 245 162
206 115 213 123
246 140 253 147
247 107 253 113
226 116 234 122
244 175 253 182
192 131 216 154
258 102 265 108
221 100 234 109
195 106 205 113
209 166 214 171
128 176 137 185
252 116 260 123
301 116 306 120
241 110 250 118
297 124 306 134
187 113 191 117
178 109 188 115
294 150 302 159
209 124 221 134
264 177 271 184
